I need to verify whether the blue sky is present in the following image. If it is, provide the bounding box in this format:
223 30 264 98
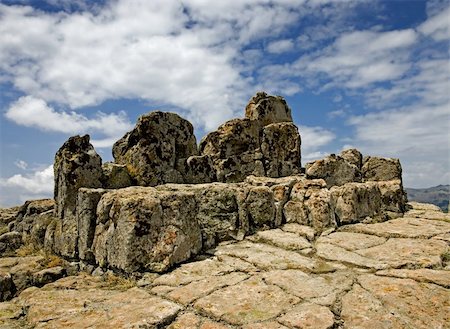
0 0 449 206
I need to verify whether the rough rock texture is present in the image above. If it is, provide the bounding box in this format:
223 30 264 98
92 187 202 273
0 272 15 301
283 179 336 232
101 162 133 189
305 151 361 188
331 182 383 225
2 202 448 328
53 135 103 258
112 111 198 186
362 156 402 182
9 199 55 249
0 232 22 257
245 91 293 125
200 93 301 182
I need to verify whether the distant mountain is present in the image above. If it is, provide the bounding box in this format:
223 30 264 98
405 185 449 212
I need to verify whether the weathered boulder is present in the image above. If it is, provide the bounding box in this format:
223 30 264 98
32 266 65 287
101 163 133 189
245 91 293 125
340 148 362 169
53 135 103 258
284 179 336 232
0 232 22 256
261 122 301 177
10 199 55 249
180 155 216 184
112 111 198 186
0 272 15 301
330 182 383 225
305 153 360 188
93 187 202 273
362 156 402 182
377 179 407 214
199 118 264 182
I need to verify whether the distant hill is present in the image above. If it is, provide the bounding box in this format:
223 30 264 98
405 185 449 212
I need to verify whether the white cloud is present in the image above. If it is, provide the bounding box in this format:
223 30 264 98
418 5 450 41
14 159 28 170
5 96 133 147
266 39 294 54
0 165 54 206
298 125 336 163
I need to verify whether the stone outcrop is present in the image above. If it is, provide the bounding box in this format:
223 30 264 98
2 202 447 328
112 111 198 186
362 156 402 182
200 93 301 182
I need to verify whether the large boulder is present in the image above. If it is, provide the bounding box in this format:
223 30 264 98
101 163 133 189
92 187 202 273
362 156 402 182
112 111 198 186
245 91 293 126
283 179 336 233
261 122 301 177
305 153 360 188
330 182 383 225
53 135 103 258
0 232 22 256
199 118 264 182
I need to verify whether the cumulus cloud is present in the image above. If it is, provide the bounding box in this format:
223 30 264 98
0 165 54 206
418 5 450 41
5 96 133 147
266 39 294 54
298 125 336 163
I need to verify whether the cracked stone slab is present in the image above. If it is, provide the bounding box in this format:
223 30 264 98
375 268 450 288
278 302 335 329
341 217 450 238
152 257 245 286
316 242 388 269
18 275 181 328
317 232 387 251
262 269 354 304
194 276 299 325
341 275 450 328
242 322 289 329
249 228 312 250
163 272 248 305
281 223 316 241
355 238 448 268
214 241 317 271
168 312 231 329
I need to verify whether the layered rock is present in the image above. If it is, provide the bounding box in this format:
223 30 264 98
362 156 402 182
112 111 198 186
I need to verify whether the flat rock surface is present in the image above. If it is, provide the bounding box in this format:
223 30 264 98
1 202 449 328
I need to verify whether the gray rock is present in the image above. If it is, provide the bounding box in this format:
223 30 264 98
362 156 402 182
101 163 133 189
331 182 383 225
340 148 362 169
306 154 360 188
32 266 66 287
261 122 301 177
93 187 202 273
53 135 103 258
245 91 293 125
77 188 109 262
0 232 22 256
0 272 15 301
112 111 198 186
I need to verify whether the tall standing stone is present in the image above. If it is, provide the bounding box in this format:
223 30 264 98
245 91 293 125
53 135 103 257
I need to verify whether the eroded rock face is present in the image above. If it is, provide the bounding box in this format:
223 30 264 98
305 151 361 188
93 187 202 273
112 111 198 186
101 163 133 189
53 135 103 258
245 91 293 126
362 156 402 182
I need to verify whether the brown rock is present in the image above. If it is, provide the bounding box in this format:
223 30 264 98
278 303 335 329
101 162 133 188
0 232 22 256
340 148 362 169
306 154 360 188
245 91 293 125
32 266 65 287
0 272 15 301
362 156 402 182
194 276 299 325
113 111 198 186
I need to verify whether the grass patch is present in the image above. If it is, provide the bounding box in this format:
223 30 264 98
15 244 39 257
103 272 136 291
